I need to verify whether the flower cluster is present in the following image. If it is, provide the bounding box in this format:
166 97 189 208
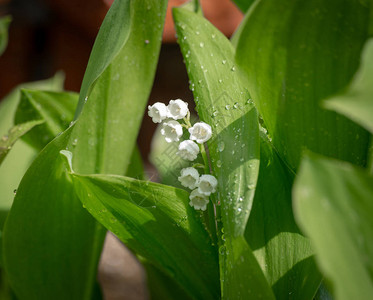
148 99 217 211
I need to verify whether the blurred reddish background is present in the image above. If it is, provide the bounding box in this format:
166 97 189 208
0 0 243 159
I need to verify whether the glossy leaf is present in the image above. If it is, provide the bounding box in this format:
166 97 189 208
75 0 131 117
0 74 64 223
15 89 78 149
0 15 11 56
324 38 373 134
0 120 44 165
245 133 321 299
3 0 167 299
60 151 219 300
173 7 274 299
293 154 373 300
236 0 370 171
3 127 104 300
230 0 256 13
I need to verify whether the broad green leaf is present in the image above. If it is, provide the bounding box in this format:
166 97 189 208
3 126 103 300
0 74 64 221
324 38 373 134
60 151 219 300
245 134 321 299
231 0 256 13
236 0 370 171
3 1 167 299
75 0 131 117
173 7 274 299
293 154 373 300
0 120 44 165
0 16 11 56
69 0 167 175
15 89 78 149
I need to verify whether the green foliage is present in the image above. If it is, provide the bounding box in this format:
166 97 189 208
173 6 274 299
236 0 370 171
0 120 44 165
324 38 373 133
61 150 219 299
0 0 372 299
245 134 321 299
293 154 373 300
15 89 78 149
0 15 11 56
2 0 167 299
0 74 64 223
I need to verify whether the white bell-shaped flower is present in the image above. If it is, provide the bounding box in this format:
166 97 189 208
148 102 168 123
189 189 209 211
178 167 200 189
160 120 183 143
188 122 212 143
197 174 218 196
167 99 189 120
177 140 199 161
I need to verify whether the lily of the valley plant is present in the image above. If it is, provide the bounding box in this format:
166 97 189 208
0 0 372 300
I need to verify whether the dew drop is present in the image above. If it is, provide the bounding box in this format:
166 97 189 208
72 138 78 146
222 60 227 64
216 160 222 168
218 141 225 152
196 31 200 35
233 102 240 109
199 42 204 48
218 79 223 83
237 207 242 213
211 33 216 39
225 104 231 110
13 189 17 195
231 66 236 72
144 39 150 44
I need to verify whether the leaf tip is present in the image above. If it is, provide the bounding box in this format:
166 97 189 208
59 150 74 174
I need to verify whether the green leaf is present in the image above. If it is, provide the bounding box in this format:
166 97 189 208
70 0 167 175
60 152 219 300
245 134 321 299
324 38 373 134
15 89 78 149
173 7 274 299
0 120 44 165
3 127 103 300
231 0 256 13
293 153 373 300
236 0 370 170
0 16 11 56
3 0 167 299
0 74 64 224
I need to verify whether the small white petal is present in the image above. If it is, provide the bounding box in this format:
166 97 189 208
178 167 199 189
188 122 212 143
197 174 218 196
148 102 168 123
160 120 183 143
177 140 199 161
189 189 209 211
167 99 189 120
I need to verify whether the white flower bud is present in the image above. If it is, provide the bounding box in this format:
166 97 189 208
188 122 212 144
167 99 189 120
160 120 183 143
177 140 199 161
178 167 200 189
148 102 168 123
189 189 209 211
198 174 218 196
